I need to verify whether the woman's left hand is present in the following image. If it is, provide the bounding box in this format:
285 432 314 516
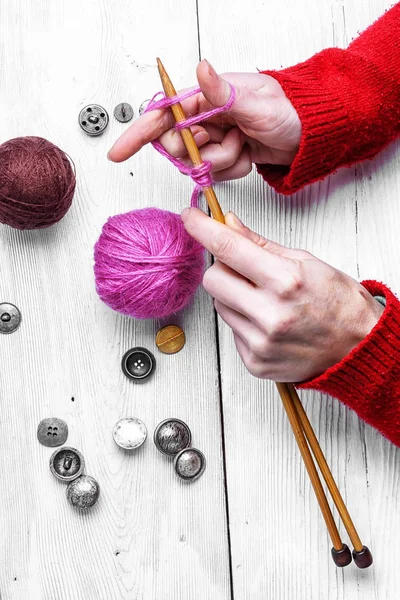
182 207 384 382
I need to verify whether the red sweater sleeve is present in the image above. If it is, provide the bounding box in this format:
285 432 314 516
298 281 400 447
257 3 400 195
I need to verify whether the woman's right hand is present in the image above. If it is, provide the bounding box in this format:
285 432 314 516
108 59 301 182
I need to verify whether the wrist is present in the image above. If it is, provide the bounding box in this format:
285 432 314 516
332 287 384 369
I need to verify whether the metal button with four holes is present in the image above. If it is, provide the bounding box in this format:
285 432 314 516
154 419 191 456
37 418 68 447
121 347 156 382
79 105 109 136
0 303 21 334
174 448 206 481
49 447 85 482
113 417 147 450
114 102 134 123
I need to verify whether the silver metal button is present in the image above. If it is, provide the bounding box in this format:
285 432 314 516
113 417 147 450
154 419 191 456
79 105 109 136
66 475 100 509
174 448 206 481
138 99 150 116
37 418 68 447
0 303 21 334
114 102 134 123
49 447 85 482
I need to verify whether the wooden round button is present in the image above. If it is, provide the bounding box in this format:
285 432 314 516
156 325 185 354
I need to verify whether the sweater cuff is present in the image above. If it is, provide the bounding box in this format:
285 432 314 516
298 281 400 446
257 46 400 195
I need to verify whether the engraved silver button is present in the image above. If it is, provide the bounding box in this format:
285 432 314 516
49 447 85 482
37 418 68 447
66 475 100 509
174 448 206 481
154 419 191 456
113 417 147 450
0 303 21 334
79 105 109 136
114 102 134 123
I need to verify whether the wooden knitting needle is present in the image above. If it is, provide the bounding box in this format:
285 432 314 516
156 57 353 565
287 384 373 568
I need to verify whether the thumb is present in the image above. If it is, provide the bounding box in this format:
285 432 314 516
224 212 291 256
196 59 232 108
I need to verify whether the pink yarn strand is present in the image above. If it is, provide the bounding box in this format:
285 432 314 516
144 84 236 207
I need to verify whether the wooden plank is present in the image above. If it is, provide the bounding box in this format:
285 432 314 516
0 1 231 598
198 0 400 598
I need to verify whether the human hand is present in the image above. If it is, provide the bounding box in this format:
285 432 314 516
108 59 301 181
181 207 384 382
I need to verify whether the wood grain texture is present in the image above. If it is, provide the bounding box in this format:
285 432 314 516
0 1 231 599
2 0 400 599
197 0 400 598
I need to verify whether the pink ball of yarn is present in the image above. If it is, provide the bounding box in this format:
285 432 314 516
0 136 76 230
94 208 205 319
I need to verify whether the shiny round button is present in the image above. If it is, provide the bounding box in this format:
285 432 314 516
174 448 206 481
156 325 185 354
138 99 150 116
0 303 21 334
114 102 134 123
79 105 109 136
154 419 191 456
121 347 156 382
49 447 85 482
66 475 100 509
113 417 147 450
37 418 68 447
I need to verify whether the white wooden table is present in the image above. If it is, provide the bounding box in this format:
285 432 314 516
1 1 399 598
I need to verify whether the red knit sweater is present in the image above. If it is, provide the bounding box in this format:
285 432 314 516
258 3 400 446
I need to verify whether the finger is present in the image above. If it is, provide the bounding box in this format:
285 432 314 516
214 299 263 343
233 333 273 379
197 60 265 127
190 128 244 172
108 85 210 162
224 212 293 256
213 148 252 181
157 127 210 158
203 262 261 315
181 207 288 287
107 109 175 162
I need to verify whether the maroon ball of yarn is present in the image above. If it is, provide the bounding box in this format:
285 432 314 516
0 136 76 230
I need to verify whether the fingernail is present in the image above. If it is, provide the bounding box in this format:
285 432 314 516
181 207 191 222
226 211 244 227
194 131 209 145
205 59 218 80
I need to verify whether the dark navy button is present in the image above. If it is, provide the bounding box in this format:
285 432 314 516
121 347 156 382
